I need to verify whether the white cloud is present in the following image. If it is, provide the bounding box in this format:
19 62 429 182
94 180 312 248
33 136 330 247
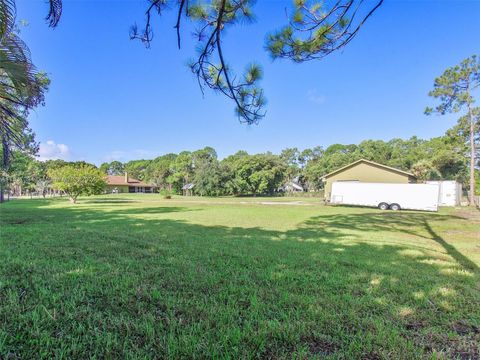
307 90 326 104
38 140 71 161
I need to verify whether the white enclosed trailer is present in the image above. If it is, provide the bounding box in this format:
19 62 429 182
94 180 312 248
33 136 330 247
425 181 462 206
330 181 440 211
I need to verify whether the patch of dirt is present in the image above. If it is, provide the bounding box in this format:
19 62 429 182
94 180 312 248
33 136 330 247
451 321 480 336
359 351 382 360
6 219 27 225
1 353 20 360
351 288 366 297
404 323 480 359
301 336 338 356
405 321 426 331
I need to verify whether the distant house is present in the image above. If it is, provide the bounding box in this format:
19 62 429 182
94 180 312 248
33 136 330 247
282 182 304 192
182 183 195 196
105 173 156 194
322 159 416 201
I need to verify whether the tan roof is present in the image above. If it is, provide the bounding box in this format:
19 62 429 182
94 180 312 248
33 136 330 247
321 159 416 179
106 175 154 187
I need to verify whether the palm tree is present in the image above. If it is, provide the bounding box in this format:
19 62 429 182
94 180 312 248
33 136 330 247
0 0 62 201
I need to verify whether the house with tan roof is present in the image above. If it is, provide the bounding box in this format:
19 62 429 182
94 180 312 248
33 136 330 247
105 173 156 193
322 159 417 201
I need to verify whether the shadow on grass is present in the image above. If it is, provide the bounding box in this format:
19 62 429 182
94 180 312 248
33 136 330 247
110 206 198 215
300 211 478 272
82 198 141 204
0 203 194 225
1 199 479 359
422 219 478 272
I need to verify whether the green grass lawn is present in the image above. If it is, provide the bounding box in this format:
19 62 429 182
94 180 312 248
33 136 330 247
1 195 479 359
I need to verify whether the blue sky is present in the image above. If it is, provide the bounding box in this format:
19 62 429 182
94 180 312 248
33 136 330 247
19 0 480 164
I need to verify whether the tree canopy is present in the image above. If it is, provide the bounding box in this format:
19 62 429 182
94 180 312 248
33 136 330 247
5 121 473 200
48 164 106 203
426 55 480 205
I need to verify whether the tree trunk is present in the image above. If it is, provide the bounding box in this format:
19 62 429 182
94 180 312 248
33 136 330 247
0 131 9 203
69 196 76 204
468 105 476 206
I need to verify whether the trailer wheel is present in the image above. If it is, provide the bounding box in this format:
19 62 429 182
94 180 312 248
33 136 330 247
378 202 389 210
389 203 401 211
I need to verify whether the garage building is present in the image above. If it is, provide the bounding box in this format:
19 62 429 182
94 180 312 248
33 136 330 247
322 159 417 201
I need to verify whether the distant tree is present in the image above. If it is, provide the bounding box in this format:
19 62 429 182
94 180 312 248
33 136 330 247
99 162 109 174
44 159 68 171
280 147 301 183
220 151 249 195
411 160 441 181
387 137 427 171
230 153 286 196
189 147 220 196
445 110 480 154
1 150 37 197
168 151 194 193
144 153 177 190
298 146 323 168
35 179 51 198
426 55 480 205
324 143 357 156
194 158 222 196
426 137 468 182
280 148 299 166
109 161 124 175
48 165 106 203
303 143 360 189
356 140 392 164
192 147 217 164
99 161 125 175
124 159 151 180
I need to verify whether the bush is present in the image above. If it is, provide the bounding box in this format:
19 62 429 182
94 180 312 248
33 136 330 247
160 189 172 199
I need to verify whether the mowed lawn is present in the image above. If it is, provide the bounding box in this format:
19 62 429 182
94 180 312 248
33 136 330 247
1 195 479 359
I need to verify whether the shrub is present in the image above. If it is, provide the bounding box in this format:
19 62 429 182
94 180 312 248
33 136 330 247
160 189 172 199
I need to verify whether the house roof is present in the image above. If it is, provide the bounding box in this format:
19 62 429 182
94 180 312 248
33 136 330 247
321 159 415 179
182 183 195 190
106 175 153 187
287 182 304 191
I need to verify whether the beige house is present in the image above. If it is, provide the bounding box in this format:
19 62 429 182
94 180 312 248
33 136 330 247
105 173 156 193
322 159 416 201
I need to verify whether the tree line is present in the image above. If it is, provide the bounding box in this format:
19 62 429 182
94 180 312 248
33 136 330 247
4 117 478 200
101 123 479 196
